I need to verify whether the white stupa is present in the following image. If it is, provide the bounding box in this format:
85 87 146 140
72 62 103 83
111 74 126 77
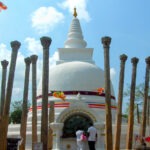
8 8 118 150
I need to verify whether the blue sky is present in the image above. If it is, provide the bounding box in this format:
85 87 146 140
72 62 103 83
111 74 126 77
0 0 150 111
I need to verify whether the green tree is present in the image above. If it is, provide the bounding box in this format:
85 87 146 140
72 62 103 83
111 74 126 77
123 83 150 122
124 83 145 103
10 100 22 124
10 109 22 124
9 100 31 124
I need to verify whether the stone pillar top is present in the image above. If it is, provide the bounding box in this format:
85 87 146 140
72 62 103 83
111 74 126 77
50 122 64 131
101 36 111 47
145 56 150 65
131 57 139 64
40 36 52 49
1 60 9 68
30 55 38 64
120 54 128 62
24 57 31 65
10 41 21 50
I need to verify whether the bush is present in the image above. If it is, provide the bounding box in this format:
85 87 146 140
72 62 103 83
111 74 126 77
10 109 22 124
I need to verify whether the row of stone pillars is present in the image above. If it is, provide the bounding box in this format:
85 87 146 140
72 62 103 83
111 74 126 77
102 36 150 150
0 37 54 150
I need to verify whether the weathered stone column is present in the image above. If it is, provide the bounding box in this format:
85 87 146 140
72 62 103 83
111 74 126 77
0 41 20 150
126 57 139 149
0 60 9 117
113 54 127 150
48 101 55 150
137 103 140 124
147 96 150 126
101 36 113 150
50 123 64 150
20 57 31 150
140 56 150 137
30 55 38 148
40 36 52 150
94 123 105 149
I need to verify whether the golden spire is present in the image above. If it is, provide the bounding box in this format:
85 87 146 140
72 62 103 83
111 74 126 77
73 7 77 18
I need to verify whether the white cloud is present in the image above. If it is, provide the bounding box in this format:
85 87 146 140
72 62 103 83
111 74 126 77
31 7 65 34
50 51 58 68
59 0 91 22
0 43 11 60
25 37 42 55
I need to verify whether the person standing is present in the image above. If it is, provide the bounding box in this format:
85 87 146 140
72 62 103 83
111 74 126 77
87 123 97 150
76 127 85 150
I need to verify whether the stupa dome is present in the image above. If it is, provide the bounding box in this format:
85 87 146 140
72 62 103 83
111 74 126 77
37 61 114 96
49 61 104 91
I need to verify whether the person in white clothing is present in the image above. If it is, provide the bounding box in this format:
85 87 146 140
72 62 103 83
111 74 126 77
87 123 97 150
76 127 86 150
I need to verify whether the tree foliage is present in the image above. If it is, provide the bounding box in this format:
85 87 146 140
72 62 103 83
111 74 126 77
10 109 22 124
10 100 22 124
124 83 145 103
9 100 31 124
123 82 150 122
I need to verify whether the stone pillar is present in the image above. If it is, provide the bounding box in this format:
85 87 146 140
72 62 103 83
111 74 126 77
140 56 150 137
101 36 113 150
49 101 55 123
0 41 21 150
137 104 140 124
50 123 64 150
48 101 55 150
113 54 127 150
20 57 31 150
30 55 38 148
94 123 105 150
0 60 9 117
147 96 150 126
126 57 139 149
40 36 52 150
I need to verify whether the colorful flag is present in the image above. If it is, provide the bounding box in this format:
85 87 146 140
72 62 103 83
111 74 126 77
53 91 66 101
97 88 105 94
0 1 7 11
